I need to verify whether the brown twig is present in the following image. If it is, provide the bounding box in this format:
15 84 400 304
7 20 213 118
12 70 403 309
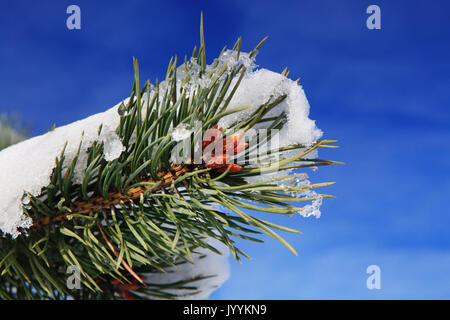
32 164 192 227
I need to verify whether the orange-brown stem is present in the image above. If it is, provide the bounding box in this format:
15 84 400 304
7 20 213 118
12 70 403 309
32 164 192 227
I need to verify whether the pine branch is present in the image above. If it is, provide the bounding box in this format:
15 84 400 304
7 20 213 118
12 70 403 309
32 163 195 227
0 15 339 300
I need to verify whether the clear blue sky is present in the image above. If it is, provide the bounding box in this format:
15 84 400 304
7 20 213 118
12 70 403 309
1 0 449 299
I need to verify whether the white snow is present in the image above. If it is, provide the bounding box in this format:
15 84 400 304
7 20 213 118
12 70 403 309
173 51 322 149
301 193 323 218
142 237 230 299
219 68 322 147
175 49 257 93
0 102 125 238
216 66 324 218
289 175 323 218
171 123 193 142
217 50 257 73
265 173 323 218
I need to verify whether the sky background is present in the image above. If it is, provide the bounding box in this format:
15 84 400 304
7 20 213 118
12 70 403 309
1 0 449 299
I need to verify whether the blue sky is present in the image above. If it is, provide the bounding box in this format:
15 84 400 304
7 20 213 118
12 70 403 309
1 0 449 299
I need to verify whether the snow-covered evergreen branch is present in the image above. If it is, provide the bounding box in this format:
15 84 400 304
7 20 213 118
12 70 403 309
0 15 338 300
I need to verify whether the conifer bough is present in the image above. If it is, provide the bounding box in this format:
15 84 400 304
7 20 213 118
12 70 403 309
0 16 339 300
